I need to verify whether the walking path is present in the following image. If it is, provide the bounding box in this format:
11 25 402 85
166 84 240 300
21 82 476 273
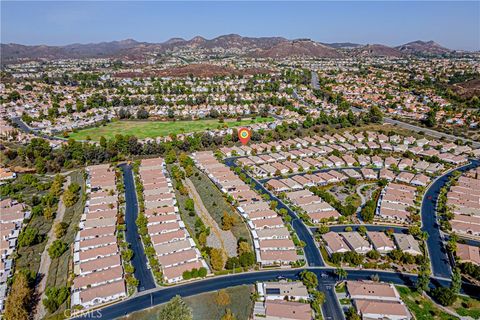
34 176 71 320
185 178 237 257
355 183 375 223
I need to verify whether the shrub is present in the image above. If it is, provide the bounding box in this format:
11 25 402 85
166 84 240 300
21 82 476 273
48 240 68 258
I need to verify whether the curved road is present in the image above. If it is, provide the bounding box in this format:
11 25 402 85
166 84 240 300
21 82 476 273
422 159 480 279
72 267 480 320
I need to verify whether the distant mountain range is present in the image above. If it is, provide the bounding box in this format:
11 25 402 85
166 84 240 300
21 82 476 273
0 34 462 63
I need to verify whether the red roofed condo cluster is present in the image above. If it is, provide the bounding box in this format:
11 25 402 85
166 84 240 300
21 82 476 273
0 199 29 311
448 168 480 238
71 164 126 309
377 183 417 223
254 281 313 320
193 151 299 267
284 189 340 223
139 158 209 283
345 280 411 320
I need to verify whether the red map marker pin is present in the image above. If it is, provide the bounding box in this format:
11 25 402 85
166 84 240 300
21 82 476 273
238 127 251 145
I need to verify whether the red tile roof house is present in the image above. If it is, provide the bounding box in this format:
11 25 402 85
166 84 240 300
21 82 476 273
456 243 480 266
322 232 350 256
353 300 411 320
346 281 400 301
346 281 411 320
265 179 290 193
339 232 372 254
450 214 480 237
262 300 313 320
366 231 396 254
72 280 127 309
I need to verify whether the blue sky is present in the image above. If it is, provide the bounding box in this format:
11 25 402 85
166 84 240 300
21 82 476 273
1 1 479 50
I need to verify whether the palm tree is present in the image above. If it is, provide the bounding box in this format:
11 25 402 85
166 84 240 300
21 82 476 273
335 267 348 280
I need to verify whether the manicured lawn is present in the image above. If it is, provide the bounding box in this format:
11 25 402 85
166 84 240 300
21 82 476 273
396 286 458 320
66 117 274 141
120 285 254 320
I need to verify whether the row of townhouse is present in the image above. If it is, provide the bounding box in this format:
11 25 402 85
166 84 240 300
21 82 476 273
254 281 313 320
284 189 340 223
448 168 480 238
71 164 126 309
323 231 422 257
139 158 209 283
220 132 476 162
345 280 412 320
192 151 299 267
376 183 418 223
240 145 448 179
0 199 29 312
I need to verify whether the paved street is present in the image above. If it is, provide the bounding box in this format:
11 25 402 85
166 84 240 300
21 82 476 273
72 267 479 320
69 159 480 320
422 159 480 279
224 158 325 267
311 71 320 89
121 164 156 292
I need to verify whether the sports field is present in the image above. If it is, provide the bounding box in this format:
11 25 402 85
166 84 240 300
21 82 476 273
66 117 273 141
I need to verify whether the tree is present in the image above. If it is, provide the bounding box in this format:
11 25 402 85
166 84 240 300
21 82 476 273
318 224 330 234
221 309 236 320
198 267 208 277
215 289 231 306
335 268 347 280
158 296 192 320
18 227 40 246
43 205 56 220
367 105 383 123
185 198 195 214
450 267 461 294
239 251 255 267
416 268 430 293
43 286 69 313
431 287 457 306
4 272 32 320
210 248 226 271
54 222 68 239
62 188 78 207
300 270 318 289
48 240 68 258
423 110 437 127
222 212 235 231
366 250 380 260
137 107 149 119
345 306 361 320
238 241 251 256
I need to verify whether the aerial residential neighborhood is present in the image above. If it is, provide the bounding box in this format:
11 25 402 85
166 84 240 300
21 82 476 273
0 1 479 320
